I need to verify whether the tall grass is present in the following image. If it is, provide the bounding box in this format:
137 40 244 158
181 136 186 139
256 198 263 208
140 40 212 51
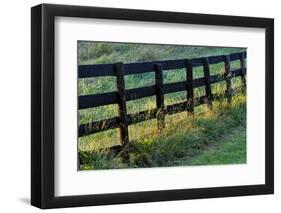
78 41 246 170
80 94 246 170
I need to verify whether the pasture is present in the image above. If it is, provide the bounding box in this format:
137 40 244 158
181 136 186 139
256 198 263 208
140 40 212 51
78 42 246 170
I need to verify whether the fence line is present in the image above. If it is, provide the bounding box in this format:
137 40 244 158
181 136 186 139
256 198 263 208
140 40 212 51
78 51 247 149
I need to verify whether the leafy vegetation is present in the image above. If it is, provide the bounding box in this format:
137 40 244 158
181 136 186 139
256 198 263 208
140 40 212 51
78 41 246 170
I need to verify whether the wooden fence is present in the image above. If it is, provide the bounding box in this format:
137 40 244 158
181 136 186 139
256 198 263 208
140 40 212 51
78 51 247 148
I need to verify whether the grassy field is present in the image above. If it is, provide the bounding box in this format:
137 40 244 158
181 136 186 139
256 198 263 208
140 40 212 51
78 41 246 170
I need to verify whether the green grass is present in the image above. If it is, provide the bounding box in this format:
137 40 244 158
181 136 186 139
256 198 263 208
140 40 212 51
78 41 247 170
79 94 246 170
78 42 245 65
176 127 246 166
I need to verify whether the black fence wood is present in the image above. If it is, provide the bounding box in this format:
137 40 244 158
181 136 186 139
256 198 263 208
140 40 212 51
80 70 244 110
79 52 246 79
202 57 213 109
78 52 247 149
114 62 129 147
185 59 194 115
155 63 165 131
223 55 233 103
239 52 247 93
79 117 120 137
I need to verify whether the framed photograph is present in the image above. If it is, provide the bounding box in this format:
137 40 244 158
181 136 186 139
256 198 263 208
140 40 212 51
31 4 274 209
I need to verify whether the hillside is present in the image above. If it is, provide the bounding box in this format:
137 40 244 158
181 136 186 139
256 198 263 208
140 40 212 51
77 41 247 170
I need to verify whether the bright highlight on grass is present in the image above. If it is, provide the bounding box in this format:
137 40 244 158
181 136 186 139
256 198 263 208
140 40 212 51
78 41 246 170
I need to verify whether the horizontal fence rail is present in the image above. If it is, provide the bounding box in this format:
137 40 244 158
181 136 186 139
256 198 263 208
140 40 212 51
79 52 245 78
78 52 247 148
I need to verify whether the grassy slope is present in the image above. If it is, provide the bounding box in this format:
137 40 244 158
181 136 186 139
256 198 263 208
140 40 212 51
78 42 245 65
79 94 246 170
78 42 246 170
176 127 246 166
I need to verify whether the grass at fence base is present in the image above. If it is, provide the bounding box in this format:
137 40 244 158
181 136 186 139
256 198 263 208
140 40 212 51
78 43 246 170
189 127 246 165
79 93 246 170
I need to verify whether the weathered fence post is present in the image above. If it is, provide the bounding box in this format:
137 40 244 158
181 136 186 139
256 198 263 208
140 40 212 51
114 62 129 147
202 57 213 109
154 63 165 131
223 55 233 103
239 52 247 94
185 59 194 115
79 52 247 150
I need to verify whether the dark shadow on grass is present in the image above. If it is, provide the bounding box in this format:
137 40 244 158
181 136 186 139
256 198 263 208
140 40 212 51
80 94 246 170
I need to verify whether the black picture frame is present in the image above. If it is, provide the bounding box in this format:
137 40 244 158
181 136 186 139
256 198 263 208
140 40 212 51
31 3 274 209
